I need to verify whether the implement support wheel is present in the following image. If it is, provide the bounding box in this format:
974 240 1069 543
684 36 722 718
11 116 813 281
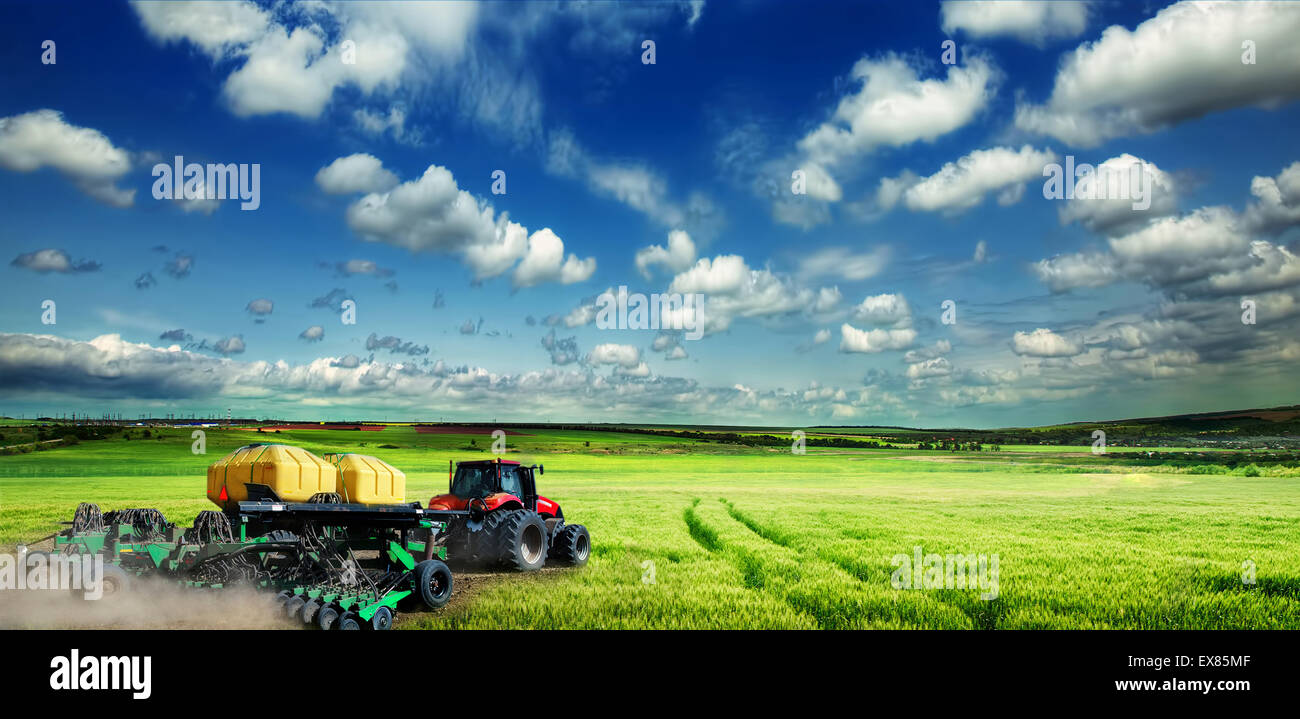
369 605 394 630
413 559 454 610
317 604 341 631
338 611 362 631
301 598 322 625
98 565 131 601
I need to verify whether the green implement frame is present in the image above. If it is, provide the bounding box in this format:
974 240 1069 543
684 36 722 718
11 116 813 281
55 500 462 628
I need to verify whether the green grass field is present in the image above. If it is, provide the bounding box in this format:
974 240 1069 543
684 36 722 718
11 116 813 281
1 425 1297 629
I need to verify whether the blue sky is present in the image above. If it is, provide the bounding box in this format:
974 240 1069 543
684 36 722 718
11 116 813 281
2 0 1299 427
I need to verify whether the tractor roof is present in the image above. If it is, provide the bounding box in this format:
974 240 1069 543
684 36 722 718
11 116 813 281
457 459 521 466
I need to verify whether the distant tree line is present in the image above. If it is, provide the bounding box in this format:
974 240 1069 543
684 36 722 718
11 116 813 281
0 423 159 455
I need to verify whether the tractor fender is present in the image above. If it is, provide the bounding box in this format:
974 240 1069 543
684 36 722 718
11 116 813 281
425 493 464 511
483 493 524 512
431 491 533 512
534 496 562 519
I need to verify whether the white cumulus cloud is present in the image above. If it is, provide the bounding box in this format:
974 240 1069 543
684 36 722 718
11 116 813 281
588 343 642 369
0 109 135 207
880 145 1057 214
1014 1 1300 146
940 1 1092 46
343 162 593 287
635 229 697 279
1058 154 1179 235
316 154 399 195
797 53 997 170
512 228 597 288
850 293 912 327
1011 328 1083 357
839 323 917 353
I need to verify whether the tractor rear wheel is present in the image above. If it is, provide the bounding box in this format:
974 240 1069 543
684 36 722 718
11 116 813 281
413 559 454 609
549 524 591 567
495 510 548 571
464 508 513 565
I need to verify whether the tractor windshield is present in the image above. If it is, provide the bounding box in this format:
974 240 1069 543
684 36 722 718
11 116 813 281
451 465 497 499
499 466 523 497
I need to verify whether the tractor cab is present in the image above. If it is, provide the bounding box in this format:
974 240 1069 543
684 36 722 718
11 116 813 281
429 459 558 519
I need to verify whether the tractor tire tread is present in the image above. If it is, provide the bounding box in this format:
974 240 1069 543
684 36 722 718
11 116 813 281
549 523 591 567
494 509 547 571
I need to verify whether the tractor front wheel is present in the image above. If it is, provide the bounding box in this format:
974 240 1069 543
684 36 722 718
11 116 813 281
495 510 548 571
549 524 591 567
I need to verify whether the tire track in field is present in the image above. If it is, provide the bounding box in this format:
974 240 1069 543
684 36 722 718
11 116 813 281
681 498 819 624
833 526 1000 628
719 500 873 624
714 500 786 593
726 501 880 587
682 498 720 552
723 501 793 547
933 590 1006 630
725 507 995 628
822 554 877 585
684 498 766 589
697 499 921 629
826 526 893 584
717 502 792 593
693 499 843 627
724 504 974 627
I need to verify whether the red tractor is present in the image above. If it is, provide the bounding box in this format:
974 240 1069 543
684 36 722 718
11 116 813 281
427 459 590 571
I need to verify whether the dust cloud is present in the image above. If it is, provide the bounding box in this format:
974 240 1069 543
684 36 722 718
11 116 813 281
0 578 297 629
